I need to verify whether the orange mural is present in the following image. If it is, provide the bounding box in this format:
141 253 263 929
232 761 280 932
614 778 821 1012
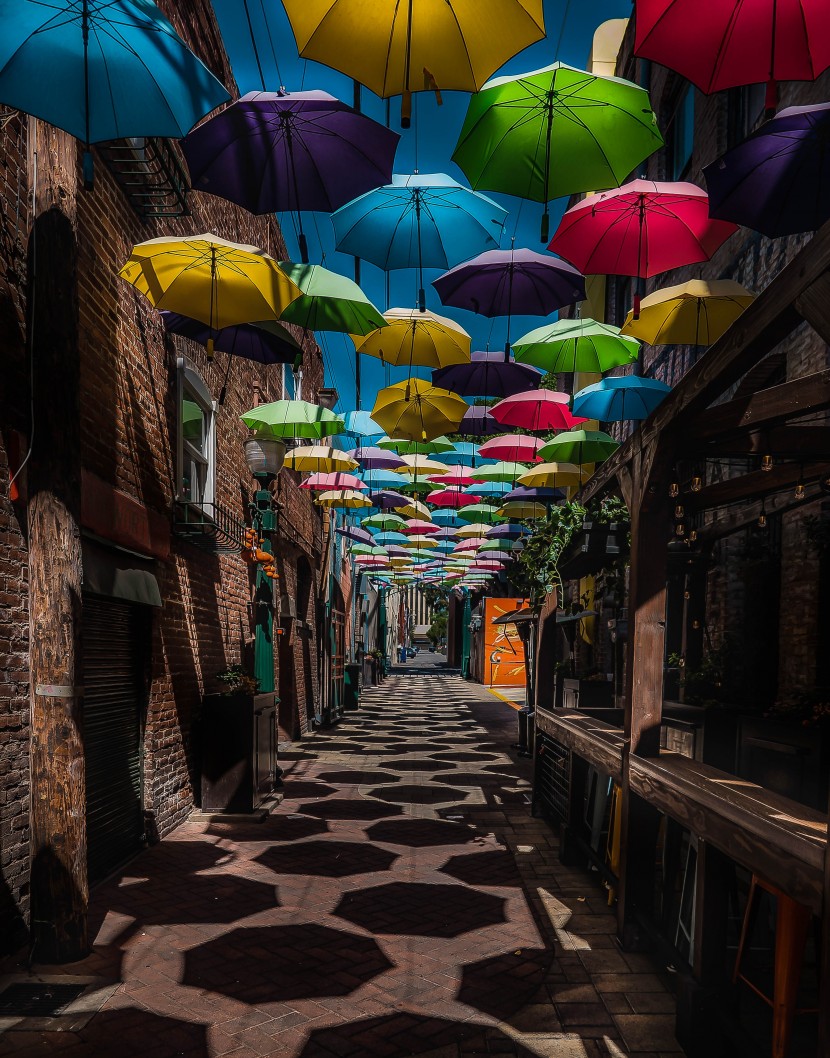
484 597 528 687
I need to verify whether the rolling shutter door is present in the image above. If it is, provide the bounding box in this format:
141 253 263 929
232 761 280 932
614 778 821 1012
82 596 149 884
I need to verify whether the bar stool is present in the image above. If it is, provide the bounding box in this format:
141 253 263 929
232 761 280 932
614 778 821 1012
732 874 817 1058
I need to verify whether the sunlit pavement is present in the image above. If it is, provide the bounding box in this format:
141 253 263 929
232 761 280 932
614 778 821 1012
0 658 681 1057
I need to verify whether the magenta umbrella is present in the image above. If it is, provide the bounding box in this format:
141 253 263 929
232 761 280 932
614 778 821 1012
401 520 441 535
427 488 482 508
427 469 477 486
549 180 737 314
478 435 544 462
300 472 367 490
491 390 585 433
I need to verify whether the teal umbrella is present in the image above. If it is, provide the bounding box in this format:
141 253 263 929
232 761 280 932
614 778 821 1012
512 318 640 374
278 262 386 335
452 62 663 240
572 377 672 422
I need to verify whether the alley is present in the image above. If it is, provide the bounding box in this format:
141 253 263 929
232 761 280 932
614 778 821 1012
0 664 680 1058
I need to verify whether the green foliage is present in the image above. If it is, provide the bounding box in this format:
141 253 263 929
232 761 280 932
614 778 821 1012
216 665 260 697
420 584 449 616
667 641 732 706
768 686 830 728
427 612 448 647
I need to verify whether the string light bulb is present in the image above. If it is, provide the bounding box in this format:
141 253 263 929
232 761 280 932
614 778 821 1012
674 504 685 519
691 475 702 493
761 454 773 472
669 481 680 498
689 529 698 543
758 502 767 529
675 522 686 537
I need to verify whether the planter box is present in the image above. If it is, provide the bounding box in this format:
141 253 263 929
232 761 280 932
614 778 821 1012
200 692 278 813
562 677 614 710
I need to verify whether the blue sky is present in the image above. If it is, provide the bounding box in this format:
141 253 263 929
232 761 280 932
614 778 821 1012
211 0 631 416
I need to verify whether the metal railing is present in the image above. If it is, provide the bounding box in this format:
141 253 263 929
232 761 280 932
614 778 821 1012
173 500 246 554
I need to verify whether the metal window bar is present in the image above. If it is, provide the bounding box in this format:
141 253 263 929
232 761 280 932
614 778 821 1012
98 137 190 218
173 500 246 554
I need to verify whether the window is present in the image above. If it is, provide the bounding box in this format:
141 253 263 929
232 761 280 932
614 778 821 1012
666 85 695 180
282 362 295 399
177 357 215 507
727 83 765 149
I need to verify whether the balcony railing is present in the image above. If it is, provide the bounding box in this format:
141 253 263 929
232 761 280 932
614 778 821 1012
98 137 189 218
173 500 245 554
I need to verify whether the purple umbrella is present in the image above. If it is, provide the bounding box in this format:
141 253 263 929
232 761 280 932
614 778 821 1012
433 350 543 399
459 406 502 437
182 91 400 262
703 103 830 237
485 523 529 538
349 446 406 469
432 247 586 352
369 490 409 509
336 526 375 546
480 550 513 562
161 312 301 365
502 485 564 502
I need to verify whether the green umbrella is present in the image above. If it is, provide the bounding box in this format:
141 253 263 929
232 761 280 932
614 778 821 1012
376 435 455 454
278 262 386 335
452 62 663 240
512 318 640 374
457 504 501 524
538 430 619 465
362 512 406 531
397 478 433 494
472 461 529 483
241 399 344 439
349 544 389 557
480 538 524 551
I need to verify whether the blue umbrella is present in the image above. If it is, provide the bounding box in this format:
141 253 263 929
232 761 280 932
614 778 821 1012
343 410 383 438
572 376 671 422
432 442 496 467
361 470 404 490
332 173 508 312
463 481 513 497
430 510 465 527
373 532 410 545
0 0 229 186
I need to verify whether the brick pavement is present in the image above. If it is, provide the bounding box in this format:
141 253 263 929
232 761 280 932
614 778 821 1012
0 661 683 1057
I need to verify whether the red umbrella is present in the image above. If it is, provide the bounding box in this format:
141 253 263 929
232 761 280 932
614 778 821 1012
635 0 830 111
549 180 737 314
428 488 482 508
401 519 441 534
491 390 584 433
300 472 367 490
478 435 544 462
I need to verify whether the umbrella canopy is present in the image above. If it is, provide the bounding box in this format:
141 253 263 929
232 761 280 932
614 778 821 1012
349 446 406 470
453 62 663 238
621 280 755 345
431 527 461 540
435 441 485 465
377 435 455 454
241 399 344 440
478 435 544 462
316 489 372 508
0 0 229 167
432 350 542 398
478 550 513 563
517 462 583 489
491 390 584 432
397 478 433 494
428 469 476 486
181 89 399 217
485 523 528 538
371 379 469 441
300 472 367 491
403 536 439 549
349 544 389 557
343 410 384 438
354 309 471 369
278 262 386 334
464 481 513 498
512 318 640 374
572 376 672 422
362 512 406 531
538 430 619 465
459 406 502 436
496 500 548 520
391 454 450 476
281 0 545 105
427 488 481 508
370 489 410 508
336 525 374 545
634 0 830 100
432 247 585 325
161 312 301 365
430 510 465 527
360 469 406 490
401 520 441 535
333 174 507 311
550 181 737 291
480 537 525 550
471 461 529 483
119 235 302 347
285 446 358 473
373 532 410 545
457 507 501 525
395 498 432 520
503 485 562 502
703 103 830 237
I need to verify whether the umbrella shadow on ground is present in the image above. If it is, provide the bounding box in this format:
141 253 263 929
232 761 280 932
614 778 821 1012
206 815 329 842
255 839 398 878
315 769 402 785
298 798 404 820
365 818 480 848
333 881 505 938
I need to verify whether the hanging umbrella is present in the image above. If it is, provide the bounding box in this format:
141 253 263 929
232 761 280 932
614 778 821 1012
370 490 410 509
512 318 640 374
349 544 389 557
703 103 830 237
119 235 302 355
403 535 440 549
285 446 358 473
459 406 502 436
457 507 501 526
634 0 830 108
343 410 384 438
362 512 406 531
538 430 619 465
496 500 548 520
478 550 513 563
426 488 481 508
336 525 374 545
572 376 672 422
478 434 544 462
621 280 755 345
401 520 442 535
281 0 545 124
373 532 410 546
397 478 433 495
241 399 344 440
517 462 583 489
377 435 456 454
432 350 542 398
278 262 386 334
300 472 367 491
371 379 469 442
549 181 737 315
0 0 229 187
471 461 529 483
316 489 372 508
160 312 301 365
392 455 450 476
463 481 513 498
491 390 584 433
431 527 461 540
453 62 663 240
395 498 432 520
181 90 399 262
485 523 528 538
430 509 465 527
354 309 471 368
433 541 459 554
480 537 525 550
427 469 475 486
360 469 406 491
332 174 507 311
350 446 406 470
502 485 563 502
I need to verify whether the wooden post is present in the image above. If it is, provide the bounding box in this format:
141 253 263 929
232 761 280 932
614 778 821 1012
819 781 830 1057
27 119 88 962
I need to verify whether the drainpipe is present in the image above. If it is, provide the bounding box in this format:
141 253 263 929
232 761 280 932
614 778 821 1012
252 476 276 694
461 588 472 679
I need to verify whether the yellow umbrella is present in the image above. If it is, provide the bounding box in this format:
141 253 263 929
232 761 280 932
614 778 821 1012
394 497 432 520
391 454 450 475
455 522 491 539
371 378 468 441
316 489 372 509
517 461 583 489
401 535 436 549
281 0 545 120
284 445 358 473
119 234 302 356
620 279 755 346
496 500 547 520
353 308 471 369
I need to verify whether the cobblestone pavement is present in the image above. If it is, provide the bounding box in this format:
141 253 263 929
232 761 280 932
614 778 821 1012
0 660 683 1057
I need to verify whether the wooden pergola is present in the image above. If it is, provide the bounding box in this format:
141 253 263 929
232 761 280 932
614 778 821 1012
544 220 830 1055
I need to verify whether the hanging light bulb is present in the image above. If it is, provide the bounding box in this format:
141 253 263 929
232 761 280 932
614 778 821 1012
758 503 767 529
794 476 805 500
669 481 680 498
761 454 773 472
674 504 685 520
675 522 686 538
689 529 698 543
691 475 702 493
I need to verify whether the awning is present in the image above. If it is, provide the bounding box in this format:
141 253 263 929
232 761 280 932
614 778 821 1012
82 538 162 608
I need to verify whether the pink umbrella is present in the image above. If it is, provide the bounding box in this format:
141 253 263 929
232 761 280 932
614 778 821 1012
301 472 367 490
549 180 737 314
353 556 390 566
401 519 441 534
427 469 477 486
478 435 545 462
427 488 482 508
453 540 481 552
491 390 584 433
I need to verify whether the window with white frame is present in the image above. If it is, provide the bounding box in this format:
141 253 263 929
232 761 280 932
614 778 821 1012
177 357 216 507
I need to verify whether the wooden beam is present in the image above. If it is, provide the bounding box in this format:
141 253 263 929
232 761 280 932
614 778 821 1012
693 426 830 460
696 485 823 541
682 371 830 448
687 461 829 512
794 270 830 344
534 709 625 782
